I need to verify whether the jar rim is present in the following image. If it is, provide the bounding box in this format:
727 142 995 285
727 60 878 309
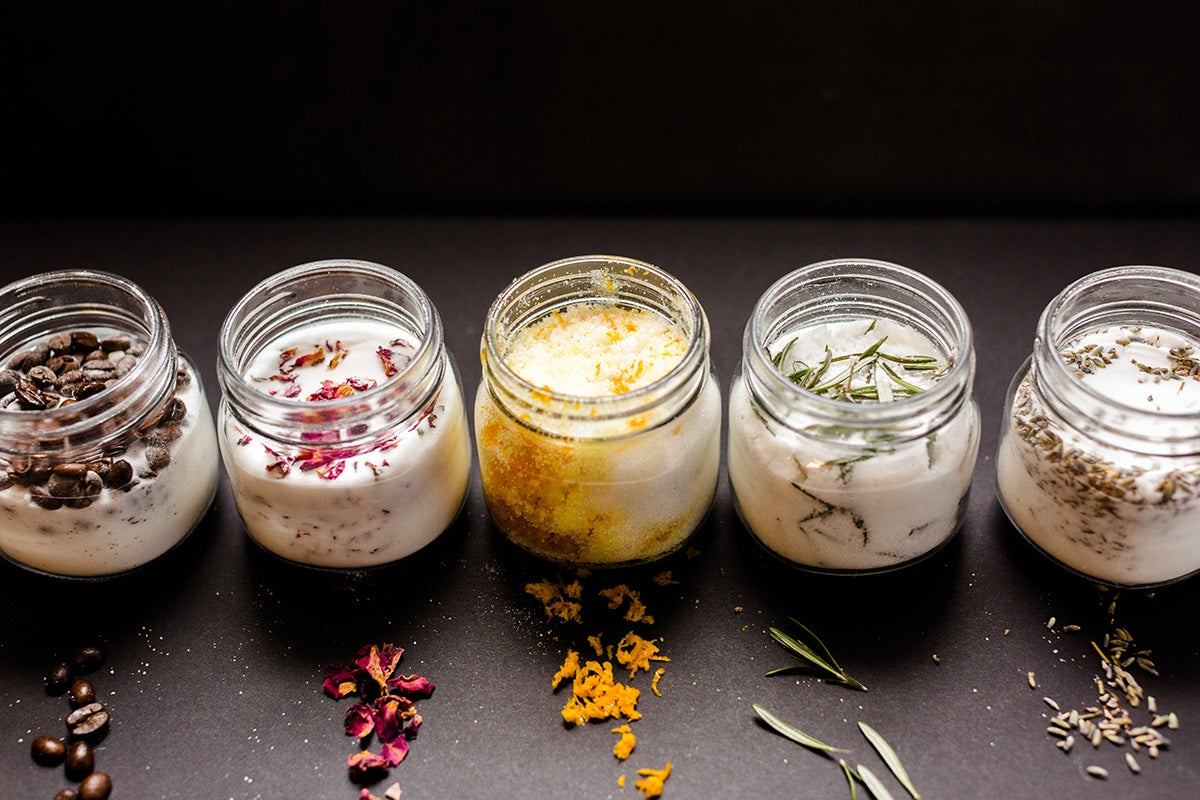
1037 264 1200 423
482 254 709 409
218 258 442 417
745 258 975 429
0 269 174 451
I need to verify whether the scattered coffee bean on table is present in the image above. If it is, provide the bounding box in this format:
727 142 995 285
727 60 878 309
53 789 79 800
68 679 95 708
45 663 72 696
31 735 66 766
64 740 94 781
77 772 112 800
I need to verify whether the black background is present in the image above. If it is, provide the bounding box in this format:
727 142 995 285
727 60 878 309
3 2 1199 216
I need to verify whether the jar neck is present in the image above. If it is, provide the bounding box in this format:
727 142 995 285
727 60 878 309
742 259 975 441
217 259 446 448
481 255 711 440
0 270 178 461
1032 265 1200 456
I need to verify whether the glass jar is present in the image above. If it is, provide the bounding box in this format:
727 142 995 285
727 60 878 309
475 254 721 566
0 269 218 578
217 259 471 569
997 266 1200 588
728 259 980 573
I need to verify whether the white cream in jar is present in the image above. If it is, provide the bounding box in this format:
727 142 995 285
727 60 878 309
476 256 720 566
218 260 471 570
998 324 1200 586
728 259 979 573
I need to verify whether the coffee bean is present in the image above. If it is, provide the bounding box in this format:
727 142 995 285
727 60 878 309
28 365 58 388
31 734 66 766
165 397 187 422
104 460 133 488
75 382 108 400
99 335 132 352
47 473 82 499
176 364 191 385
52 463 89 480
86 459 112 480
48 354 82 374
0 368 21 394
54 788 79 800
64 739 94 780
70 331 99 352
82 359 116 374
145 445 171 471
30 485 63 510
68 679 96 707
45 662 73 695
113 354 138 377
66 703 109 739
47 332 74 352
126 341 146 357
78 771 112 800
69 646 104 673
143 423 182 447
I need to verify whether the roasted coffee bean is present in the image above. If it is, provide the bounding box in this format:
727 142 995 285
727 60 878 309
68 679 96 707
82 359 116 374
47 354 82 374
15 377 55 409
52 463 89 480
64 739 94 780
67 704 109 738
0 368 20 394
54 788 79 800
176 364 191 385
99 335 131 352
145 445 171 471
28 365 58 388
143 423 182 447
69 645 104 673
126 341 146 357
47 332 74 352
114 354 138 377
82 471 103 498
78 772 112 800
165 397 187 422
8 343 50 370
85 459 112 479
31 734 66 766
47 473 82 499
103 459 133 488
30 485 63 510
45 662 73 695
70 331 99 352
75 382 108 400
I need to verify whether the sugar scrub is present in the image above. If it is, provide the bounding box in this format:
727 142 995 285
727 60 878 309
998 324 1200 586
0 270 219 578
728 259 979 573
220 319 470 568
729 318 979 571
476 256 720 566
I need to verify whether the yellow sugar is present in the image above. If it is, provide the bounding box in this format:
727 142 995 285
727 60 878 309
504 303 687 396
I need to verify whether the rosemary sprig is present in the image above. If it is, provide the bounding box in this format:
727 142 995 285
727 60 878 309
765 617 868 691
857 764 899 800
839 760 860 800
752 704 847 753
770 332 945 403
859 722 921 800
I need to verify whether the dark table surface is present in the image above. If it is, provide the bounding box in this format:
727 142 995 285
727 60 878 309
1 216 1198 799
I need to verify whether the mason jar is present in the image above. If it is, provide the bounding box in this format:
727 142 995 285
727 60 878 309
997 265 1200 588
217 259 471 569
475 254 721 566
728 258 980 573
0 269 219 578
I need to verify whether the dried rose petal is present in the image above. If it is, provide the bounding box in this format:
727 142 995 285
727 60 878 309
291 347 326 370
377 347 399 378
345 702 376 738
355 644 405 692
372 695 416 742
315 460 346 480
358 789 380 800
347 738 409 775
387 674 435 700
323 664 361 699
283 383 302 398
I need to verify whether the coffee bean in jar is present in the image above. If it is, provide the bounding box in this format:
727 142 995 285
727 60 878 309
0 270 219 578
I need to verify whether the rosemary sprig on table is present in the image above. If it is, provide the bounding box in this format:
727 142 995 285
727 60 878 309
766 617 868 691
771 333 946 403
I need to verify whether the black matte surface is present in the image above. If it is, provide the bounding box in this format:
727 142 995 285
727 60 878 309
1 217 1198 799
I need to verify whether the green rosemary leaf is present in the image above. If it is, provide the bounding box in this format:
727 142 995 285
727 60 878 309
878 353 938 365
880 361 925 394
840 759 860 800
857 764 898 800
858 722 920 800
769 627 840 675
772 337 798 370
864 319 877 334
768 621 868 691
859 336 888 361
752 704 847 753
787 617 842 670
